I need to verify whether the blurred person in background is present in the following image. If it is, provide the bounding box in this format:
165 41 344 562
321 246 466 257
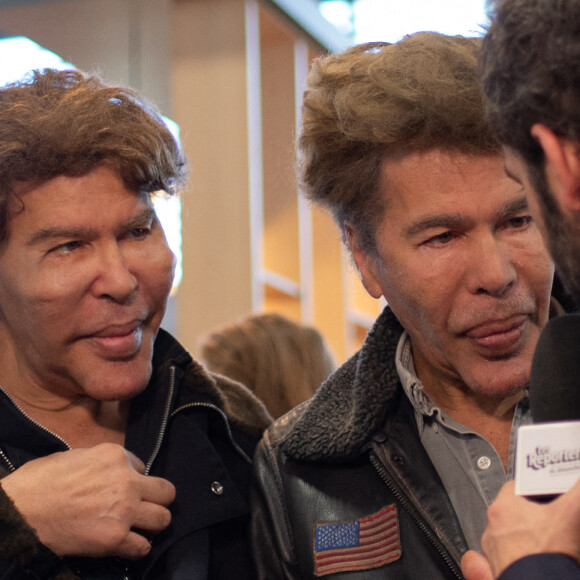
200 312 336 419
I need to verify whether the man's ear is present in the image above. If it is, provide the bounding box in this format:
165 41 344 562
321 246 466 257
531 124 580 213
344 224 383 300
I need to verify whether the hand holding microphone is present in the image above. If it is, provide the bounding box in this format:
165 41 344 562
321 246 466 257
462 478 580 579
462 314 580 579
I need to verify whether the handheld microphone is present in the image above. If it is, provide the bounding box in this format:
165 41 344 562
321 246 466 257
515 314 580 497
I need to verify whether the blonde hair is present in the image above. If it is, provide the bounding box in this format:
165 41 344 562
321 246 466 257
299 32 501 254
200 313 336 419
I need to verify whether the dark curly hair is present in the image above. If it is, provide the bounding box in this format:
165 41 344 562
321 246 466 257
481 0 580 167
0 68 187 240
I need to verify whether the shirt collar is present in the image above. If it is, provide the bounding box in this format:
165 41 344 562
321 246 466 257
395 331 438 433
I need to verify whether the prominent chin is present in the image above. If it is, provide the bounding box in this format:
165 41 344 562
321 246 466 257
469 368 530 399
84 359 153 401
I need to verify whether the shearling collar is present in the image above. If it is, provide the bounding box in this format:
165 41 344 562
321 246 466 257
280 307 404 462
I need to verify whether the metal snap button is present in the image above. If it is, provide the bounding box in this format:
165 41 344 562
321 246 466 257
211 481 224 496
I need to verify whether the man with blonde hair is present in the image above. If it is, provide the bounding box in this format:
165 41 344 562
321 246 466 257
250 32 562 579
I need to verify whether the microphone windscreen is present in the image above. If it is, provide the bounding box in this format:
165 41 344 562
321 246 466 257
530 313 580 423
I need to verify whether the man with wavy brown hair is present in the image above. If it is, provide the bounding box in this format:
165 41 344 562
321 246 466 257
0 69 271 579
250 32 561 579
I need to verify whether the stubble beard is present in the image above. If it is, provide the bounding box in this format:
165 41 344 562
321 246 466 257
533 168 580 308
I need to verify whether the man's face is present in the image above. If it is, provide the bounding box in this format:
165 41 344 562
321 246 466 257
504 146 580 305
0 165 176 404
352 150 554 401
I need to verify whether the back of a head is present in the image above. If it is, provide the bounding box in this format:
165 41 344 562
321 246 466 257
299 32 501 254
200 313 337 419
481 0 580 165
0 68 187 241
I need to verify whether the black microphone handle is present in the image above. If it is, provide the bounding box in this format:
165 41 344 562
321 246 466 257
529 313 580 423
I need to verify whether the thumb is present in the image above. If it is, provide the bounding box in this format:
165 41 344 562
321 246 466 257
461 550 494 580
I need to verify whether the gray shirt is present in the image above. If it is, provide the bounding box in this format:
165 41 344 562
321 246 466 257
395 332 531 552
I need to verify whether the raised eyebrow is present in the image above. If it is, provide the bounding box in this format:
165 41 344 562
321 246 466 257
495 196 528 221
27 226 94 247
27 207 157 247
126 207 157 229
404 196 529 239
404 214 469 238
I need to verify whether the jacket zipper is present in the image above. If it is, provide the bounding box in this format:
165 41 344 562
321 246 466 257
170 401 252 465
0 386 71 451
144 365 176 476
0 447 16 473
368 452 463 580
146 366 252 472
0 366 176 478
0 368 248 475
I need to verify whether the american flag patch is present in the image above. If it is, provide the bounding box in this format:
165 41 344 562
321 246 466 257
313 505 402 576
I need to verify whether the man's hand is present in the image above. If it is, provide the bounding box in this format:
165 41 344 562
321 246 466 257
0 443 176 560
461 550 493 580
462 479 580 579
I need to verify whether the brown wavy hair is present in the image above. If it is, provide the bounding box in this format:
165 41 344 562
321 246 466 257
200 313 336 419
0 68 187 240
299 32 501 254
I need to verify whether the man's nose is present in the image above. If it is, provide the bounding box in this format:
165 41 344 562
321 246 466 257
467 236 517 296
90 243 137 302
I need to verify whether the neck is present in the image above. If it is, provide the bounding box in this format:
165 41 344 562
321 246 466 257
3 386 128 448
413 357 523 470
422 379 523 423
0 340 129 447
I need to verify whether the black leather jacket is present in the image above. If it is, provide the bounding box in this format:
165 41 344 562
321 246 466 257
0 329 272 580
251 307 467 579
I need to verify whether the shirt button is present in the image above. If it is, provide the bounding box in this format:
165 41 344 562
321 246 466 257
477 456 491 470
211 481 224 496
